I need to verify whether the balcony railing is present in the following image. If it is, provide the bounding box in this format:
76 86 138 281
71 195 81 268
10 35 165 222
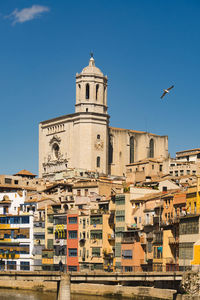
143 221 153 227
42 258 53 265
122 236 135 243
168 236 179 244
153 233 163 244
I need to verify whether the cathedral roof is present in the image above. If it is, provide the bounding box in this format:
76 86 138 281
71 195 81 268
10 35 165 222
81 56 103 76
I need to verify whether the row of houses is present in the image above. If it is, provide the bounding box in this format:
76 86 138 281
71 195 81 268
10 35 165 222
1 167 200 272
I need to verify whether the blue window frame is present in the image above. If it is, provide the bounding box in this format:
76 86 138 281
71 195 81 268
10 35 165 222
68 217 77 224
68 265 77 271
22 216 29 224
68 230 77 239
68 248 77 257
20 261 30 271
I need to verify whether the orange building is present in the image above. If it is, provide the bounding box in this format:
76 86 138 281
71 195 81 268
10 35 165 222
121 229 145 272
67 213 79 271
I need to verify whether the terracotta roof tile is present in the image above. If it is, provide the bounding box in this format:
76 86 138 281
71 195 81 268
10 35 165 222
13 169 36 177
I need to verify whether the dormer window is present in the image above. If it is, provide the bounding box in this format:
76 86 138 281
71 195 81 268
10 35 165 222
86 84 90 99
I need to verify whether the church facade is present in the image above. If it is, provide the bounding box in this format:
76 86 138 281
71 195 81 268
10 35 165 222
39 57 168 179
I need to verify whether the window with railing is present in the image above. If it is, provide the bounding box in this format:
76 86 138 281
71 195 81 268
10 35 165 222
54 217 67 225
125 266 133 272
179 242 194 259
115 196 125 205
48 215 54 223
116 216 125 222
47 239 53 249
90 216 102 225
90 230 102 240
55 229 66 240
180 218 199 235
153 246 162 259
7 261 16 270
92 247 101 257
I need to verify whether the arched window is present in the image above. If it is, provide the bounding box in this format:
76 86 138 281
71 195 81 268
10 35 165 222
149 139 154 158
86 83 90 99
97 134 100 139
97 156 100 168
52 143 59 159
78 84 81 100
103 86 106 104
130 136 134 163
109 135 113 164
96 84 99 100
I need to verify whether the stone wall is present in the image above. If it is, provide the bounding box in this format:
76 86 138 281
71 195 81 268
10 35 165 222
71 283 176 299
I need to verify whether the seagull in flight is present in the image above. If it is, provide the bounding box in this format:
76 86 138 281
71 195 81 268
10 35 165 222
160 85 174 99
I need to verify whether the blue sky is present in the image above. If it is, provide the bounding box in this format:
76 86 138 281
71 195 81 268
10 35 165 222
0 0 200 175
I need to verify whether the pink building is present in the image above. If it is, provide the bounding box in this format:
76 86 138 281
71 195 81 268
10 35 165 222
121 230 145 272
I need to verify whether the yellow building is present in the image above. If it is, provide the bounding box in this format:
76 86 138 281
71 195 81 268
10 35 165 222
186 177 200 214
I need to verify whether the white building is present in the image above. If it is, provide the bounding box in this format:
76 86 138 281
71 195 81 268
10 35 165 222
0 191 34 271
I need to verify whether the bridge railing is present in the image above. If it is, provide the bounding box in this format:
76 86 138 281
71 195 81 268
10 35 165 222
0 263 194 273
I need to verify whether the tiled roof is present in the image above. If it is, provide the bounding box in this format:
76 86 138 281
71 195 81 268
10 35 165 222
13 169 36 176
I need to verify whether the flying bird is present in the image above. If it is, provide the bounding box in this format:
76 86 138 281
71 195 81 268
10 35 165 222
160 85 174 99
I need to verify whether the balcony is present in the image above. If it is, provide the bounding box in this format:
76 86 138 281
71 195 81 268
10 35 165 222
122 236 135 244
107 233 115 241
103 251 114 258
153 232 163 244
42 258 53 265
168 236 179 245
143 221 153 233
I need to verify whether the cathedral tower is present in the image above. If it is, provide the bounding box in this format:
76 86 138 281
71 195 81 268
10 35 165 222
75 55 108 114
72 55 109 174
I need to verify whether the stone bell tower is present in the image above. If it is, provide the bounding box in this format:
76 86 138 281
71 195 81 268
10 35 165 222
75 54 108 114
72 55 109 174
